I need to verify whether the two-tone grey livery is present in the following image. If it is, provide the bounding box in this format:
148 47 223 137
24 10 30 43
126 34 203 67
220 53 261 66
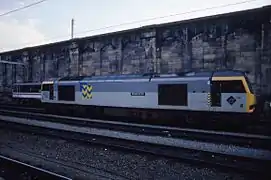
40 70 256 118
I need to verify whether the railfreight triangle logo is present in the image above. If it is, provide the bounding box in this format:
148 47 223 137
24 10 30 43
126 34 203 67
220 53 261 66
81 83 93 99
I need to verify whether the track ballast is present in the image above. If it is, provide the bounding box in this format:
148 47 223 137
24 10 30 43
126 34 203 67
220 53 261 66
0 110 270 177
0 155 71 180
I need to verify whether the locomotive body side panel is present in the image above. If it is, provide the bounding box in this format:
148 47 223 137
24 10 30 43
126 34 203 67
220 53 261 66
187 80 210 111
39 70 256 115
46 76 211 112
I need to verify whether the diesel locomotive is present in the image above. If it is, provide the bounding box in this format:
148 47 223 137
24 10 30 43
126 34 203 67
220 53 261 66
12 70 258 124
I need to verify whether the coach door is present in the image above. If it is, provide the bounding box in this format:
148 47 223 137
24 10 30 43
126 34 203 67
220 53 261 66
210 81 221 107
49 84 54 100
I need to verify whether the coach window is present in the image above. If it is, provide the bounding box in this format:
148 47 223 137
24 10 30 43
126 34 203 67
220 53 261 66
42 84 50 91
33 85 41 92
20 85 24 92
220 80 246 93
21 85 30 92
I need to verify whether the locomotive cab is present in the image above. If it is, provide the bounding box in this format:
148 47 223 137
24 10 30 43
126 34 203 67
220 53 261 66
209 71 256 114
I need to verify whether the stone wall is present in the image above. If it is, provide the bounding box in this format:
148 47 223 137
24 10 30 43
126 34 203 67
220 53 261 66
0 5 271 95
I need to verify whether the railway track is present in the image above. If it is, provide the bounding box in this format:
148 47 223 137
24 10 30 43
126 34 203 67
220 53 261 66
0 145 129 180
0 109 270 150
0 111 270 177
0 104 44 113
0 103 270 136
0 155 71 180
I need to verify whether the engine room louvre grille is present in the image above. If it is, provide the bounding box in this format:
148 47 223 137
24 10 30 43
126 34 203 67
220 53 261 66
158 84 187 106
58 85 75 101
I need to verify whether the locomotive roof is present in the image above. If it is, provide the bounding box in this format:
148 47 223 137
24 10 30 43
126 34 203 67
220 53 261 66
212 70 246 77
57 70 247 82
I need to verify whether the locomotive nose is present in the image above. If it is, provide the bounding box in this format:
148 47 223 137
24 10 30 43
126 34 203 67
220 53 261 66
247 93 256 113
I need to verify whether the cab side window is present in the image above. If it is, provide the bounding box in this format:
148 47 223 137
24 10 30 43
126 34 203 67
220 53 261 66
31 85 41 93
220 80 246 93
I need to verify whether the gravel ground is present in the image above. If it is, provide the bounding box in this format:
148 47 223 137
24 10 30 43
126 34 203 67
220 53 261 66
2 115 270 160
0 128 257 180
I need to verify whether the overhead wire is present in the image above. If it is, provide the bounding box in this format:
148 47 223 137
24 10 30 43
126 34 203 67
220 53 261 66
26 0 261 46
0 0 265 51
73 0 260 37
0 0 49 17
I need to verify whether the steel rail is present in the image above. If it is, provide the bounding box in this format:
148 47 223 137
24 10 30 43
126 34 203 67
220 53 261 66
0 155 71 180
0 109 270 150
0 102 270 136
0 120 270 178
0 145 129 180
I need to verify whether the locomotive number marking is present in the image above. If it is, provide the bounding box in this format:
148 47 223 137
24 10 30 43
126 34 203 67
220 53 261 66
131 92 145 96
